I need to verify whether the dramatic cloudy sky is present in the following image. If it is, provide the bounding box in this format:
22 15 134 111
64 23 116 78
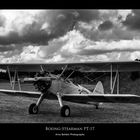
1 9 140 63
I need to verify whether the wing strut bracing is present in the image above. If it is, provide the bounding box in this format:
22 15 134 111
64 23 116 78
110 64 119 94
6 66 21 91
58 65 68 79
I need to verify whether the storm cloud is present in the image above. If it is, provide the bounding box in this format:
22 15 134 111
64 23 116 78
98 20 113 31
1 10 140 63
122 10 140 30
0 10 100 46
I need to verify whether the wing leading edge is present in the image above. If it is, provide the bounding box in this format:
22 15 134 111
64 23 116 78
0 89 41 98
1 89 140 104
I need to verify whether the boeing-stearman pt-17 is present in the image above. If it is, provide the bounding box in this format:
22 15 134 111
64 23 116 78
1 61 140 117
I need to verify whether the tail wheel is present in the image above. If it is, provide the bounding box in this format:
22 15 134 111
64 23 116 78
28 103 39 114
95 104 99 109
60 105 70 117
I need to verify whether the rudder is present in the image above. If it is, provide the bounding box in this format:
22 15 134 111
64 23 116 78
93 81 104 94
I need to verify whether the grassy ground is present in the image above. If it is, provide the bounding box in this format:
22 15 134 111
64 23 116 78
0 82 140 123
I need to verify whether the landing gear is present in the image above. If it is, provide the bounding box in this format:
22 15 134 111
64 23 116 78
60 105 70 117
28 103 39 114
28 93 46 115
30 74 51 115
57 92 71 117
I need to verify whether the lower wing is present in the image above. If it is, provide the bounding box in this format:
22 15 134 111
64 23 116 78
62 94 140 104
1 89 140 104
0 89 41 98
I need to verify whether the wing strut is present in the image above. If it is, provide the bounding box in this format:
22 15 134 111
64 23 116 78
7 66 13 89
110 65 119 94
40 65 44 72
17 71 21 91
58 65 68 79
110 64 112 93
117 71 119 94
65 70 75 81
12 70 17 90
6 67 21 91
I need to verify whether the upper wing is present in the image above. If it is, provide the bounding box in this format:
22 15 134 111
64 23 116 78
0 61 140 72
62 94 140 104
0 63 67 72
67 61 140 72
0 89 41 98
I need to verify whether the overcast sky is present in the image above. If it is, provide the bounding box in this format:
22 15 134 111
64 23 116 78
0 9 140 63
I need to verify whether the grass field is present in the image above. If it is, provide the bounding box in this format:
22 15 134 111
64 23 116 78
0 82 140 123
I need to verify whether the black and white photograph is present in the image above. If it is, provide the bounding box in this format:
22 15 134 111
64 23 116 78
0 9 140 136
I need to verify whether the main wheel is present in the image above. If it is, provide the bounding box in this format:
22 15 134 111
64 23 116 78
60 105 70 117
28 103 39 114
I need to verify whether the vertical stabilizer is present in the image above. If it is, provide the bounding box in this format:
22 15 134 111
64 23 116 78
93 81 104 94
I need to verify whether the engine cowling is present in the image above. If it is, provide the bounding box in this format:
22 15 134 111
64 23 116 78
33 79 52 93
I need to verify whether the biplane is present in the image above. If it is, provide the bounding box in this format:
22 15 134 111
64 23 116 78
0 61 140 117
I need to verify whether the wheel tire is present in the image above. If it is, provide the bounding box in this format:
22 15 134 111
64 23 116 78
60 105 70 117
28 103 39 114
